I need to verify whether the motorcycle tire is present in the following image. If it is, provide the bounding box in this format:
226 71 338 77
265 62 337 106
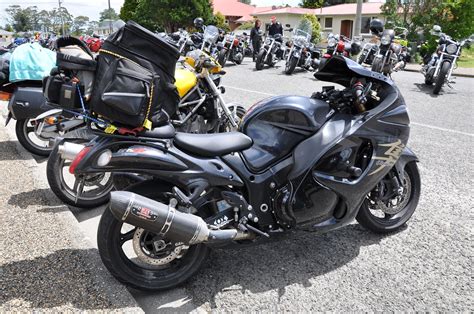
219 105 247 132
97 181 210 291
356 161 420 234
285 56 298 75
357 53 366 65
256 50 266 70
15 118 53 157
433 61 450 95
266 52 275 67
47 139 114 208
234 55 243 65
217 50 227 68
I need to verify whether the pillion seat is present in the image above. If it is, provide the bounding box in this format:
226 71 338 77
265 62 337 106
174 132 253 157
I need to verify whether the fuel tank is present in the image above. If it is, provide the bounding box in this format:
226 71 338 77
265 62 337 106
174 68 197 98
240 95 330 172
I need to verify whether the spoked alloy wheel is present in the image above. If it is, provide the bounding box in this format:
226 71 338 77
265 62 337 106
356 162 420 234
47 139 114 208
15 118 54 156
97 186 210 291
219 105 246 132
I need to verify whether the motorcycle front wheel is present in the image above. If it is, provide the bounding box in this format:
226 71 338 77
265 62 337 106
356 161 420 234
47 139 114 208
371 57 383 73
433 61 450 95
285 56 298 75
97 182 210 291
15 118 53 156
255 50 266 70
217 49 227 68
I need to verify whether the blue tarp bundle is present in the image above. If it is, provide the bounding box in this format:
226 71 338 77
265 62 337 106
9 42 56 82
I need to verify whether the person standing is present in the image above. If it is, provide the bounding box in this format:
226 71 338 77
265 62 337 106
268 16 283 37
250 19 263 61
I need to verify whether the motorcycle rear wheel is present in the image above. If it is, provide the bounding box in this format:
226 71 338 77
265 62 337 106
47 139 114 208
15 118 53 157
356 162 420 234
97 181 210 291
256 50 265 70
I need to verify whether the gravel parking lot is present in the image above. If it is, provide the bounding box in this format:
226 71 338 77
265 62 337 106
1 58 473 312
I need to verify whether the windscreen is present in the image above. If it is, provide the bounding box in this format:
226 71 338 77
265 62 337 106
204 25 219 43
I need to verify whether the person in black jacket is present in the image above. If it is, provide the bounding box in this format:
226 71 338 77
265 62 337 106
268 16 283 37
250 19 263 61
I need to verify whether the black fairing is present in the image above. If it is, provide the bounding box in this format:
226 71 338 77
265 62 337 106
240 95 330 172
315 55 393 86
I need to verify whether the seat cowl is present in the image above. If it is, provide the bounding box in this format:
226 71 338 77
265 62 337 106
174 132 253 157
139 123 175 139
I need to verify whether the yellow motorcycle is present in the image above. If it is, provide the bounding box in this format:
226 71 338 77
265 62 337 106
173 50 246 133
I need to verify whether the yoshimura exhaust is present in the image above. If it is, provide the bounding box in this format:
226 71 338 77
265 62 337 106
109 191 251 245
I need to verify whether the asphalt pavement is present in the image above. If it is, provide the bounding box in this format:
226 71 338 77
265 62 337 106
1 58 473 312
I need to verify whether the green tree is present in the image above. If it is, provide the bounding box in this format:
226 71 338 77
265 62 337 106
214 12 229 31
301 13 321 43
100 8 119 22
300 0 323 8
72 15 90 35
5 5 33 32
51 7 74 35
86 21 100 35
120 0 138 22
132 0 214 32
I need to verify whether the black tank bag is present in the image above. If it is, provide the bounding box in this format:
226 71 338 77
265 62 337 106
90 21 180 129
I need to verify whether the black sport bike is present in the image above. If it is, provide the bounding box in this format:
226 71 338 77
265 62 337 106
66 56 421 291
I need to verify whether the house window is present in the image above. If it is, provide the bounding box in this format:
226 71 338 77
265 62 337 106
361 17 378 34
324 17 333 29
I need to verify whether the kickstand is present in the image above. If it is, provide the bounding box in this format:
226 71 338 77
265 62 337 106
74 177 85 204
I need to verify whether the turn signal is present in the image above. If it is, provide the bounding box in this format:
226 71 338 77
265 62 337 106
69 146 92 174
0 91 12 101
45 116 58 125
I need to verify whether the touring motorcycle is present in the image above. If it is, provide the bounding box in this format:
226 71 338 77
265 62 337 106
61 55 421 290
0 49 84 156
284 20 316 75
47 49 245 208
421 25 472 94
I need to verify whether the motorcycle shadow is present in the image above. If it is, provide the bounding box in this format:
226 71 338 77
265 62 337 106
0 140 36 161
185 223 397 309
413 83 456 98
0 248 139 310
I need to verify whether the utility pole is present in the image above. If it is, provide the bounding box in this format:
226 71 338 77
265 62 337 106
58 0 65 35
354 0 363 37
108 0 113 34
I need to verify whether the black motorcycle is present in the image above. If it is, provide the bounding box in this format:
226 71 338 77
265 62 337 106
217 32 244 67
255 33 286 70
370 25 408 76
1 51 84 156
421 25 472 94
66 55 421 290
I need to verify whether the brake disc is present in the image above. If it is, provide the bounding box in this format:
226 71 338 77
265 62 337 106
375 171 412 215
132 228 189 266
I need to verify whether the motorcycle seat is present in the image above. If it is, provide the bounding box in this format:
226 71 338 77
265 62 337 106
139 123 175 139
174 132 252 157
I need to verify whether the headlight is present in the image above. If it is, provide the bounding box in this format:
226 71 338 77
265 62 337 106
381 34 391 45
328 37 337 47
446 43 457 54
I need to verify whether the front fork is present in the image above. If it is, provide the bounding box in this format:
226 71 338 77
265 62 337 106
203 72 237 128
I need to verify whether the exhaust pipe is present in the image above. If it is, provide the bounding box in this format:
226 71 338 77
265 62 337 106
58 142 85 160
109 191 251 245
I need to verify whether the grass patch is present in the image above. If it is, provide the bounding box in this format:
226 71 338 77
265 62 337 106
458 47 474 68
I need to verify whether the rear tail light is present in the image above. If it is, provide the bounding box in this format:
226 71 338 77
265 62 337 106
69 146 92 174
0 91 12 101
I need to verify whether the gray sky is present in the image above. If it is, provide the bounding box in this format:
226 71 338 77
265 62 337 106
0 0 301 26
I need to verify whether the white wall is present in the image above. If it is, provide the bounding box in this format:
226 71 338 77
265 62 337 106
320 14 386 40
